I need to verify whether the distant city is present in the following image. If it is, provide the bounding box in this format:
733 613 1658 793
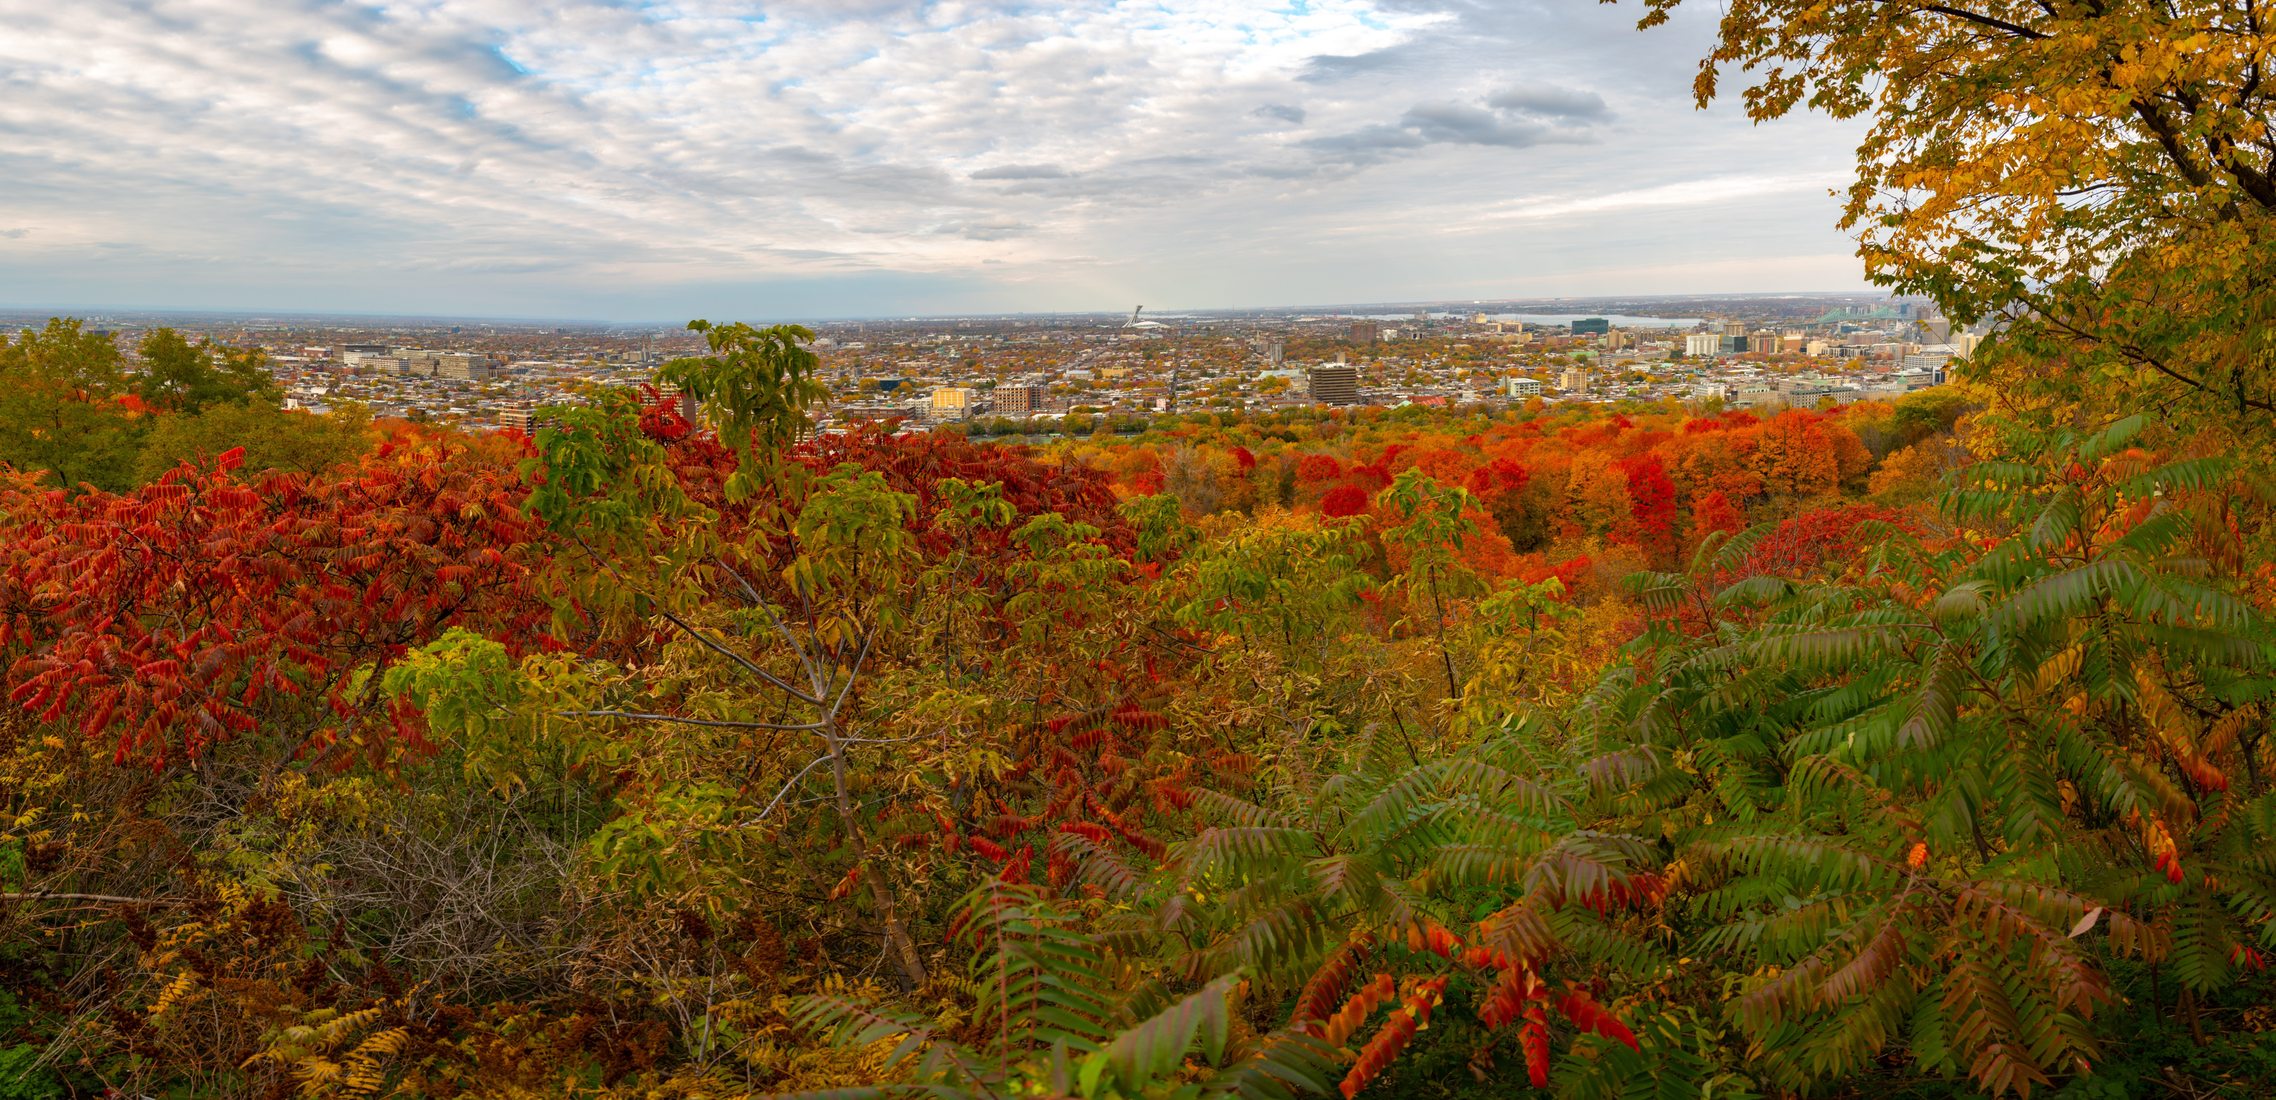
0 292 1963 436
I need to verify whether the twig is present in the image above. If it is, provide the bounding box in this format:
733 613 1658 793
0 891 178 906
556 709 824 732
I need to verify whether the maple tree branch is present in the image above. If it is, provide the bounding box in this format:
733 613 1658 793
752 751 837 822
762 598 831 694
714 556 770 607
714 555 823 675
2032 296 2276 417
826 630 874 721
569 533 823 706
2132 99 2218 192
1911 1 2049 39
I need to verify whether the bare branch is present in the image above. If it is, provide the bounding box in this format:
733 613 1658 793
0 892 179 907
555 709 825 732
751 752 837 823
826 630 876 721
571 534 823 706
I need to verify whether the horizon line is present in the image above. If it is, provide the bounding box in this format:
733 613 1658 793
0 289 1910 329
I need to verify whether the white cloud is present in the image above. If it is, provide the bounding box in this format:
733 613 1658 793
0 0 1871 318
1475 173 1851 224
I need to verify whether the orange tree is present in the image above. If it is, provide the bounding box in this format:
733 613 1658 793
1636 0 2276 434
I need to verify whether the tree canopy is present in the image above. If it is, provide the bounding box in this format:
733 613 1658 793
1634 0 2276 431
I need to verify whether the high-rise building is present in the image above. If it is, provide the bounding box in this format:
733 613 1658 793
994 384 1047 415
1722 320 1748 339
1308 364 1360 405
1901 346 1956 374
1571 317 1610 337
930 387 974 419
1559 367 1590 393
1348 321 1380 345
338 343 393 368
1684 333 1723 357
435 352 494 380
1749 331 1781 355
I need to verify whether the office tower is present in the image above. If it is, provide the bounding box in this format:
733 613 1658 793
435 352 493 380
1308 364 1360 405
930 387 974 419
995 384 1047 414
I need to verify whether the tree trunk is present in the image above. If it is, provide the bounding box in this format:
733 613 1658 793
826 729 928 990
1430 566 1459 700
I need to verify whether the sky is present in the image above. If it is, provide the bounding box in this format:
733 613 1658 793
0 0 1873 321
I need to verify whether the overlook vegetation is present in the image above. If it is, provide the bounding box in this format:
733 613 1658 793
7 0 2276 1097
3 332 2271 1098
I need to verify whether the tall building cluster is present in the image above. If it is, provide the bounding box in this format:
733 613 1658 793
339 344 496 380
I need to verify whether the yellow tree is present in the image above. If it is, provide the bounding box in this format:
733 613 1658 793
1635 0 2276 432
1565 450 1634 536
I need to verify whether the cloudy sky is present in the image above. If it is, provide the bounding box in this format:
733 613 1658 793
0 0 1870 321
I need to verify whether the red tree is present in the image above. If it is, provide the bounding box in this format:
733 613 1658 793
1689 489 1746 542
1295 454 1345 484
2 436 547 767
1726 503 1915 581
1321 484 1371 518
1617 454 1679 564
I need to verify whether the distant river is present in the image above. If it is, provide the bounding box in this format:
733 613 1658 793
1486 313 1702 328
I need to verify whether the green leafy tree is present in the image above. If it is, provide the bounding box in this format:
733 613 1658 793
660 320 828 479
1607 415 2276 1095
132 328 280 414
133 401 372 482
408 321 949 994
1379 469 1486 700
786 883 1337 1100
0 318 143 491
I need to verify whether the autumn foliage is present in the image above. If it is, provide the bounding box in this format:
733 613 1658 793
7 312 2276 1100
1 430 546 767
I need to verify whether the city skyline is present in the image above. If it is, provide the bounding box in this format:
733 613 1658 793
1 1 1871 321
